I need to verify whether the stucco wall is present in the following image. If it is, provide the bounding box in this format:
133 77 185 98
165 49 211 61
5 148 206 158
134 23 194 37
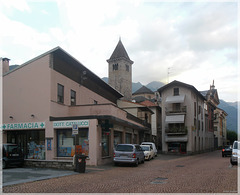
3 54 51 124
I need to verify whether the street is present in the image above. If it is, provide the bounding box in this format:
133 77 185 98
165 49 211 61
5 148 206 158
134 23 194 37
3 150 238 193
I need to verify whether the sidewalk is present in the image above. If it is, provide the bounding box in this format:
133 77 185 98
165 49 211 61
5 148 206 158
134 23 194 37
2 164 113 187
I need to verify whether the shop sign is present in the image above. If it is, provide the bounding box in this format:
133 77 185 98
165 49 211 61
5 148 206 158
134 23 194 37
2 122 45 130
72 124 79 135
53 120 89 128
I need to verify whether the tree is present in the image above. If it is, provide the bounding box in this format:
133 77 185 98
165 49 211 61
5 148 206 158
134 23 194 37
227 130 238 145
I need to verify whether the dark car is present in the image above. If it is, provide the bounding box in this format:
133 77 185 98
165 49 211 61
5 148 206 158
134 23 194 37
2 143 24 169
222 145 232 157
113 144 145 166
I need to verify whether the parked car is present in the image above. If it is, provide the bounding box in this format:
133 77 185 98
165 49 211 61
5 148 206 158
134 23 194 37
2 143 24 169
222 145 232 157
141 142 157 157
113 144 145 166
140 145 154 161
230 141 240 165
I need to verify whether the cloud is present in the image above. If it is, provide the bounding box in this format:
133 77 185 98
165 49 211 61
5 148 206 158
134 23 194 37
0 1 238 101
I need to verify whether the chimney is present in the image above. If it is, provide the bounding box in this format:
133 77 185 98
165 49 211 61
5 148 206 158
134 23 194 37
2 57 10 74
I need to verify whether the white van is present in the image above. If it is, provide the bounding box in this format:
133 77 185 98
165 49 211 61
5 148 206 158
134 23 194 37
141 142 157 157
230 141 240 165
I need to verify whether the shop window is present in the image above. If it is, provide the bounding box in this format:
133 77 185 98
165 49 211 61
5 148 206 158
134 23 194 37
57 83 64 103
125 133 132 144
57 130 74 157
114 131 122 148
102 132 110 157
7 130 45 160
57 129 89 157
71 89 76 106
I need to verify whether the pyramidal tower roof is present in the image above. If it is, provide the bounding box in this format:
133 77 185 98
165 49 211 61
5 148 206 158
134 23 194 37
107 39 133 64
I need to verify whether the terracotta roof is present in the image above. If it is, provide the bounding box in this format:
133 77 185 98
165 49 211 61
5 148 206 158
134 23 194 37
140 100 156 107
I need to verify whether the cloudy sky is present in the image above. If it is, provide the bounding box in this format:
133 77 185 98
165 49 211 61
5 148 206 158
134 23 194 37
0 0 238 102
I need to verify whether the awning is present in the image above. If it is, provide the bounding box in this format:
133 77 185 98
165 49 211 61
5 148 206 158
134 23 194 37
165 136 188 142
165 115 185 123
166 95 185 103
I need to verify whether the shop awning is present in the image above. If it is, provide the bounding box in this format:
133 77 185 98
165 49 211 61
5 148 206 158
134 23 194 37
165 115 185 123
165 135 188 142
166 95 185 104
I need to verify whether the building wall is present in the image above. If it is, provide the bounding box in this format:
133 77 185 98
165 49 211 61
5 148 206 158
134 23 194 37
3 54 51 126
108 59 132 100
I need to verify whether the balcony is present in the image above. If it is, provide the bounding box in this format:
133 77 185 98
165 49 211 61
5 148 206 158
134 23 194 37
165 106 187 114
165 126 188 135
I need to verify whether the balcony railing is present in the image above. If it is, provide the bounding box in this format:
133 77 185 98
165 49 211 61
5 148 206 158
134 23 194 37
166 106 187 114
165 126 188 135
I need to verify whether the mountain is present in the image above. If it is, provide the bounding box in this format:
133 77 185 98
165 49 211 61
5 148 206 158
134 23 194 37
9 65 19 71
218 100 238 133
102 77 164 93
146 81 165 92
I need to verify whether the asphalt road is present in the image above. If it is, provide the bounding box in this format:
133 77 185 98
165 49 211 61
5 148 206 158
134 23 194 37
2 150 238 193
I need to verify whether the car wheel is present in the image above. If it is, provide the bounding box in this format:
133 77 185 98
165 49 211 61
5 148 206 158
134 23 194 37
135 159 139 167
222 154 224 157
3 160 6 169
114 162 118 166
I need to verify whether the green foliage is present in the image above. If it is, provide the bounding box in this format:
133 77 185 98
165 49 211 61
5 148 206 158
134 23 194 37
227 130 238 145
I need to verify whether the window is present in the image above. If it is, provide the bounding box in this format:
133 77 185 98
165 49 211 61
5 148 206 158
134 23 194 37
126 64 129 72
94 100 98 105
125 133 132 144
173 88 179 96
57 129 89 157
114 131 122 148
113 63 118 71
57 84 64 103
71 90 76 106
102 132 110 157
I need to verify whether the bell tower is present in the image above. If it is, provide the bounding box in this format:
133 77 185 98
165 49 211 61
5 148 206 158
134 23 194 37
107 39 134 101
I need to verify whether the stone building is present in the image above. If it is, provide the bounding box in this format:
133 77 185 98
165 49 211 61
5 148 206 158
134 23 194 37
107 39 134 101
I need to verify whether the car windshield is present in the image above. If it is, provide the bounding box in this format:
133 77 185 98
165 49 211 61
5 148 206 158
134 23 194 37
141 146 150 151
233 142 239 149
116 145 133 152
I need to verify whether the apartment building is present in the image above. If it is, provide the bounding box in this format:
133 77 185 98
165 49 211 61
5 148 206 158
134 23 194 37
158 80 213 154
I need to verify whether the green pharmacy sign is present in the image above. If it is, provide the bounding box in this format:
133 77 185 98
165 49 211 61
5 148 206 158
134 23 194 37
2 122 45 130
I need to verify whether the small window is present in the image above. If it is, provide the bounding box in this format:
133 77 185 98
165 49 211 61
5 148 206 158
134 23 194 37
94 100 98 104
126 64 129 72
113 63 118 71
57 84 64 103
71 90 76 106
173 88 179 96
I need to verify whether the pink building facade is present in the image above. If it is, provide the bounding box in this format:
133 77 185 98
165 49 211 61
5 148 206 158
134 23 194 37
2 47 149 167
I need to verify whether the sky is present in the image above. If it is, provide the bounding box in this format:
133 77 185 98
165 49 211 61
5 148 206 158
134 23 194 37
0 0 239 102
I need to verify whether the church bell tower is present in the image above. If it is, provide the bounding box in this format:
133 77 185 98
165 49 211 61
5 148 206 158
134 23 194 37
107 39 134 101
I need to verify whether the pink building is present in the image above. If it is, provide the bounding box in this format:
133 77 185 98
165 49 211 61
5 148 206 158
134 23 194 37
2 47 150 168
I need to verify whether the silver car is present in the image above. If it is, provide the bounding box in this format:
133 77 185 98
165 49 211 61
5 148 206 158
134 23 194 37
113 144 145 166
